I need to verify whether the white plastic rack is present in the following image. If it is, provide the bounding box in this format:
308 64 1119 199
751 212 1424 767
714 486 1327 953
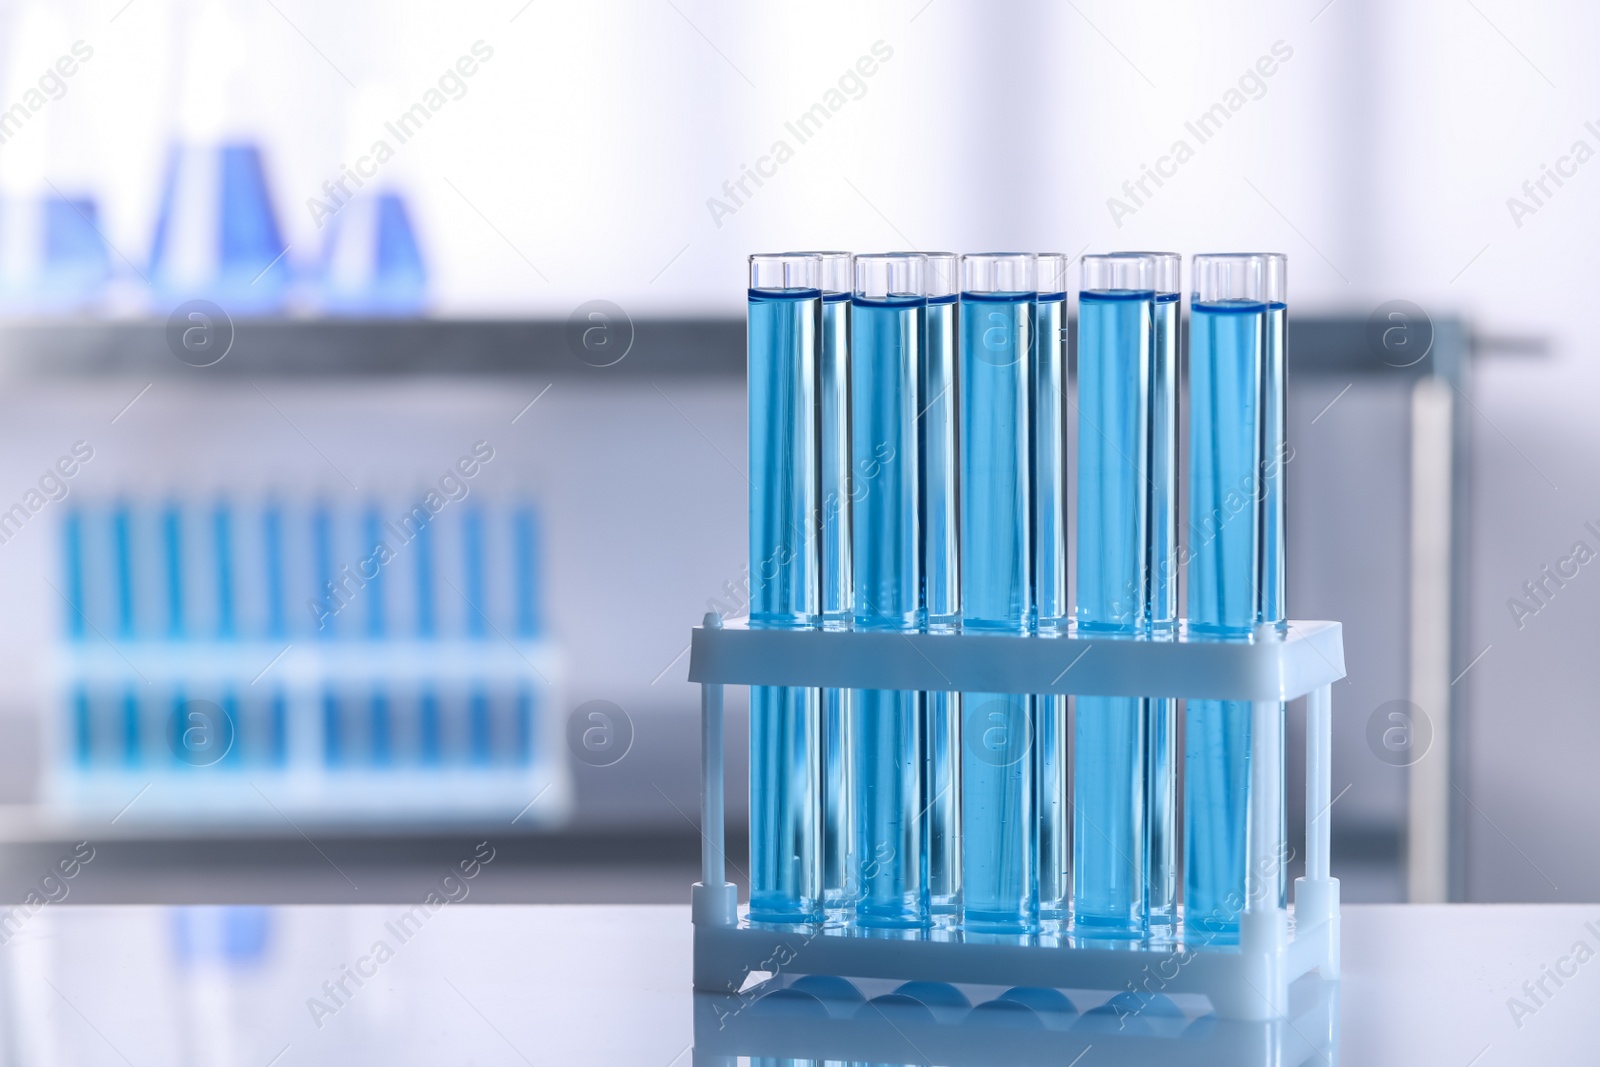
688 613 1344 1021
46 639 569 828
693 970 1338 1066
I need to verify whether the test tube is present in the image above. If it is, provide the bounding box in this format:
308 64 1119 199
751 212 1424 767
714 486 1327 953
958 252 1037 931
920 252 961 914
1072 253 1158 938
213 500 236 640
849 253 927 927
798 252 855 915
1032 253 1069 919
747 252 824 923
1143 253 1182 935
1185 253 1288 942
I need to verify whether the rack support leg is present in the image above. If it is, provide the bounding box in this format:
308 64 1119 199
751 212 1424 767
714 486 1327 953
693 615 737 929
1295 682 1340 979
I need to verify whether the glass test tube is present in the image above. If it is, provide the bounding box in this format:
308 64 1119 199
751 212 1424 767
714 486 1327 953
747 252 823 923
1184 253 1288 942
1144 253 1182 934
1032 253 1070 919
920 252 962 914
958 252 1037 931
1072 253 1157 938
803 251 856 914
850 253 928 928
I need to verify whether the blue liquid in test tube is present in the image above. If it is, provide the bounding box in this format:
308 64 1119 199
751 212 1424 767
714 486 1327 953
1073 254 1159 938
1032 254 1069 919
1145 255 1182 934
463 505 487 639
747 253 823 924
363 506 387 639
850 253 926 928
920 253 961 914
162 502 185 639
513 503 541 638
313 502 336 641
800 252 855 914
63 507 86 642
263 500 287 640
1185 253 1288 942
213 501 236 640
958 253 1037 932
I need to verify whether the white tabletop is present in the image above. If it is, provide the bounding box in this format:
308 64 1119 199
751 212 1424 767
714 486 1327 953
1 903 1595 1064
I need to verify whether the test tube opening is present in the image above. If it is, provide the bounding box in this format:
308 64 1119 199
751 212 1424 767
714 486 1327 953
1192 252 1285 305
961 252 1036 295
855 252 926 301
750 252 823 293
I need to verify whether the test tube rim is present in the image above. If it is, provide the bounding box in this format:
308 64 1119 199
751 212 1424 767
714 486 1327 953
919 252 959 301
749 252 823 292
960 252 1036 296
1105 250 1182 294
1035 252 1069 298
1191 252 1286 305
783 250 853 296
854 252 926 301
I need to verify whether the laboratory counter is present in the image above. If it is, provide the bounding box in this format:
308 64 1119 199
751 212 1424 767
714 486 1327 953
0 903 1594 1064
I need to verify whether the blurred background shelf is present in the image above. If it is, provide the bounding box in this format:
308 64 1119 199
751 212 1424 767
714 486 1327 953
0 314 1492 379
0 311 1487 915
0 318 744 378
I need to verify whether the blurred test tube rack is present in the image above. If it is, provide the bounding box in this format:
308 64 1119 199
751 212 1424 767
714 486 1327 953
43 490 569 831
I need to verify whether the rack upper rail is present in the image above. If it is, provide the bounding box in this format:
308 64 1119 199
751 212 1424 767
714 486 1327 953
688 618 1345 703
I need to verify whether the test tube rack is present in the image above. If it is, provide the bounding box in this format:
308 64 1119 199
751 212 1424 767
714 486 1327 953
689 613 1344 1022
47 638 569 827
693 970 1337 1066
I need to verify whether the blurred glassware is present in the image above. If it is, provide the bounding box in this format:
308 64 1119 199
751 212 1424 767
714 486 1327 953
148 141 290 314
316 189 427 315
0 0 110 313
148 0 289 313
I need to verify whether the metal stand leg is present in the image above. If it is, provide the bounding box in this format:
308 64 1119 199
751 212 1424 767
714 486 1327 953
1408 376 1454 903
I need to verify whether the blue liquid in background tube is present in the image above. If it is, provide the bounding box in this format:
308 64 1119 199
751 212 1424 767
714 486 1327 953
747 253 823 923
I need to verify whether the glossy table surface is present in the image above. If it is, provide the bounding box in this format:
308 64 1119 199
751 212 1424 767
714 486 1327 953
1 903 1596 1064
